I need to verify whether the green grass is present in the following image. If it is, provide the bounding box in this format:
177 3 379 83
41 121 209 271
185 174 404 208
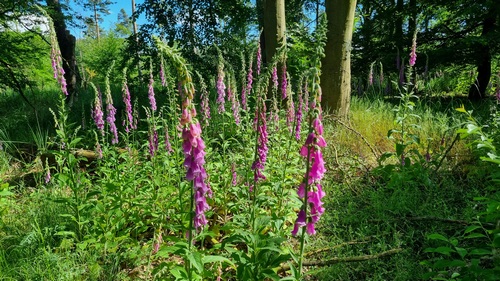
301 95 494 280
0 84 495 280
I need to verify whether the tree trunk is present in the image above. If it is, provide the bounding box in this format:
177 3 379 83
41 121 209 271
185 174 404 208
468 15 495 100
46 0 77 101
408 0 417 38
131 0 141 79
262 0 286 103
262 0 286 65
395 0 404 58
321 0 357 118
93 3 100 42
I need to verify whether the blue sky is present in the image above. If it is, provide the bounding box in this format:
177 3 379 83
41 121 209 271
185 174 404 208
69 0 145 37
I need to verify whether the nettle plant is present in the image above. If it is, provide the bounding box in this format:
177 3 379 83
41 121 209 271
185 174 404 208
43 7 328 277
421 105 500 280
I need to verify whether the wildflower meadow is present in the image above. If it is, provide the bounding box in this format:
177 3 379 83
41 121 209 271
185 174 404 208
1 1 500 280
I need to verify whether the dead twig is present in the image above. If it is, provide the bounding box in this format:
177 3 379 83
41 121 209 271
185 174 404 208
304 237 373 258
277 248 403 273
434 133 460 174
333 117 380 160
369 216 494 227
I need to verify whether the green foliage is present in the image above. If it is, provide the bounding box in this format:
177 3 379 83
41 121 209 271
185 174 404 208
422 104 500 280
77 31 126 85
0 30 52 91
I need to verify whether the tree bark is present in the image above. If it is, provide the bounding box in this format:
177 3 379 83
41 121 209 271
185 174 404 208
46 0 77 101
468 14 495 100
131 0 141 79
93 3 100 42
262 0 286 65
394 0 404 71
321 0 357 118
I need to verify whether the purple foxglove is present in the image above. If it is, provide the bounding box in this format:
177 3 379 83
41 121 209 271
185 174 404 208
216 64 226 114
409 34 417 67
148 72 157 112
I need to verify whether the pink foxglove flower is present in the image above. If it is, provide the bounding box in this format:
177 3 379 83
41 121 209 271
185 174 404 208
272 67 278 89
96 141 103 159
45 167 51 184
122 73 134 133
152 232 163 254
242 60 253 111
179 75 212 230
291 210 306 236
231 163 237 186
368 63 374 86
295 84 304 140
198 74 211 126
303 80 310 112
227 80 241 125
148 71 157 112
256 44 262 76
92 87 105 136
286 91 295 133
50 46 68 96
409 34 417 67
160 58 167 87
165 127 173 155
251 99 268 183
105 94 118 144
379 62 384 84
292 77 326 236
148 129 158 157
281 63 288 99
216 63 226 114
182 122 212 228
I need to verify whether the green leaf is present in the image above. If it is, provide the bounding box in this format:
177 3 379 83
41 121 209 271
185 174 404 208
455 105 467 113
433 259 466 268
469 248 491 256
187 251 204 274
427 233 449 242
466 123 479 134
395 143 405 156
202 255 235 267
170 266 188 280
0 190 13 197
464 233 487 239
55 231 76 238
464 225 482 234
425 246 454 256
455 247 467 258
261 269 280 281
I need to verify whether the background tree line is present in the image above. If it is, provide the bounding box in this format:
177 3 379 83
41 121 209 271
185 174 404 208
0 0 499 113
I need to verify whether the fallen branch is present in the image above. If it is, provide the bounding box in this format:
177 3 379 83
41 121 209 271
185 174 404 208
304 237 373 258
369 216 472 226
277 248 403 274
